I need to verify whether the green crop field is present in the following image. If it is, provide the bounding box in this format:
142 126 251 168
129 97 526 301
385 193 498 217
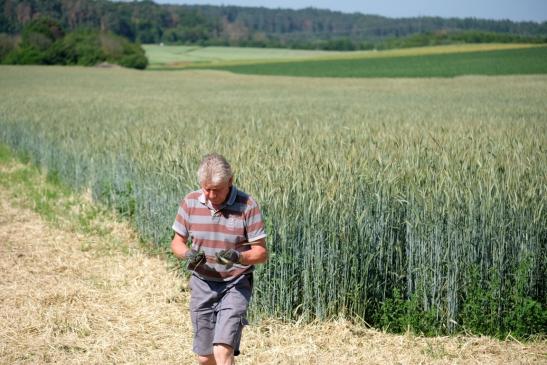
0 66 545 338
144 43 536 69
144 44 545 78
203 46 547 77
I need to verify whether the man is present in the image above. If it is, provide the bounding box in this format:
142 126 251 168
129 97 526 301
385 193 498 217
171 153 268 365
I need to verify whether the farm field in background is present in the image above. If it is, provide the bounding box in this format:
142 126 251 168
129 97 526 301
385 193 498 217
0 66 545 338
144 43 544 74
200 46 547 77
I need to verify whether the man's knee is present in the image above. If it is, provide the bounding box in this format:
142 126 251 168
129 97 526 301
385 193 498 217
197 354 215 365
214 343 234 363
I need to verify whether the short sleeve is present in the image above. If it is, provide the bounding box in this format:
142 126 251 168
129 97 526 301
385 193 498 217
244 197 267 242
172 198 190 238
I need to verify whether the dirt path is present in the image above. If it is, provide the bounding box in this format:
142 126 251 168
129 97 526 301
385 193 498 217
0 186 194 364
0 167 545 364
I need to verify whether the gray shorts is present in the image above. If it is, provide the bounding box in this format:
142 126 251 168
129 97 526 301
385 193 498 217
189 273 253 356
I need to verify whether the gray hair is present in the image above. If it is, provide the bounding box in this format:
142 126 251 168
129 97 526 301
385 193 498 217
198 153 233 185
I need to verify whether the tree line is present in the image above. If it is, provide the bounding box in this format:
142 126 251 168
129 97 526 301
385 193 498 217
1 0 546 51
0 16 148 69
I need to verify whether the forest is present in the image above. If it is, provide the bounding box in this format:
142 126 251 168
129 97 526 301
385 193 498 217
1 0 546 50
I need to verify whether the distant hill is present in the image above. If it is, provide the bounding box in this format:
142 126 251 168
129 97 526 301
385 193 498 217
1 0 546 50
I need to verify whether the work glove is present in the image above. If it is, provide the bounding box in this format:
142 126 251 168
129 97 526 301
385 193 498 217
216 249 241 265
184 249 205 268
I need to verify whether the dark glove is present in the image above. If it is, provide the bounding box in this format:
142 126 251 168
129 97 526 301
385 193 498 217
185 249 205 267
216 249 241 265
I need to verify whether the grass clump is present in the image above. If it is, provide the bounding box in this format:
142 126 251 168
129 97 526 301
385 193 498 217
0 143 115 240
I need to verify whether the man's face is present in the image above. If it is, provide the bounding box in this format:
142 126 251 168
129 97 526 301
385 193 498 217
201 177 232 207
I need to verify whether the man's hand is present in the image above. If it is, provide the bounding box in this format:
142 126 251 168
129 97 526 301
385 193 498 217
185 249 205 267
216 249 241 265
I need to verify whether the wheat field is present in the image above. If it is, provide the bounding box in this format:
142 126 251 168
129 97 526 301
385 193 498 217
0 65 545 337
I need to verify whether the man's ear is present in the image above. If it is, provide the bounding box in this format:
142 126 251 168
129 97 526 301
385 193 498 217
228 176 233 186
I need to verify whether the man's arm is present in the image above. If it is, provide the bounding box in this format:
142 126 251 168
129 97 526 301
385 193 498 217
171 232 189 260
240 238 268 265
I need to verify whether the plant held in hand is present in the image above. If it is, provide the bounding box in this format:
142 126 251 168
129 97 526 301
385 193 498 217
216 249 241 265
185 249 205 267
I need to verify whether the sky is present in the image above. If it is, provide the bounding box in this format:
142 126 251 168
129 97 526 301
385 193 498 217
154 0 547 23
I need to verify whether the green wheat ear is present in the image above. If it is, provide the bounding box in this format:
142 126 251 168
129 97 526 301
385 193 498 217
219 256 232 264
215 252 233 265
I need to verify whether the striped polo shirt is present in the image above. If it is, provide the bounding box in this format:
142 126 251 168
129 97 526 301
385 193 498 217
172 185 267 282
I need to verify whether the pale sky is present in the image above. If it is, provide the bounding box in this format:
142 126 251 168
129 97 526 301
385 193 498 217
154 0 547 23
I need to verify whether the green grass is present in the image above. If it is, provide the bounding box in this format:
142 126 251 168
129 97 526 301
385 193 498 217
0 144 12 163
0 143 115 239
0 66 545 338
202 46 547 77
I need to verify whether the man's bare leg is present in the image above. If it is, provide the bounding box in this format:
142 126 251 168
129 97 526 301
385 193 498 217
197 354 216 365
213 344 234 365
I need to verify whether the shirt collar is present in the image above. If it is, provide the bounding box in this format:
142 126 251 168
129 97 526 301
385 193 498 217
226 185 238 205
198 185 238 207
